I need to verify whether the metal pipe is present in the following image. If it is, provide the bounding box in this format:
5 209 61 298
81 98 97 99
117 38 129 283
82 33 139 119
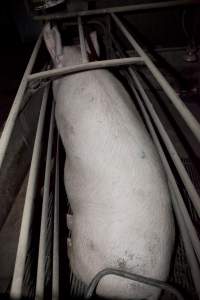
52 134 60 300
126 77 200 297
129 69 200 217
27 57 143 81
85 268 184 300
10 85 50 299
111 34 200 219
34 0 199 21
124 69 200 262
0 32 42 170
131 68 200 262
78 16 88 63
111 13 200 144
35 101 55 300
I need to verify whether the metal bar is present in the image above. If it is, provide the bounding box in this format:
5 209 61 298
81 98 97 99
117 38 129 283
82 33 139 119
129 69 200 217
34 0 199 21
128 68 200 261
78 16 88 63
125 68 200 262
126 77 200 297
85 268 184 300
10 85 50 299
52 134 60 300
111 35 200 219
27 57 143 81
111 13 200 144
0 32 42 170
35 101 55 300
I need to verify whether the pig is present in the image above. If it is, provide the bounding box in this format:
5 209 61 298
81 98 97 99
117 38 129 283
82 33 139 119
44 24 175 300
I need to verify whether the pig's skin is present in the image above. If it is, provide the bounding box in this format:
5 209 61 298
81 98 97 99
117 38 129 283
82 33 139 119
53 46 175 299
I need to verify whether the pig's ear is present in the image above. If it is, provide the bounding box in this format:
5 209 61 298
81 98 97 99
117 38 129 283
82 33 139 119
43 23 63 67
86 31 100 57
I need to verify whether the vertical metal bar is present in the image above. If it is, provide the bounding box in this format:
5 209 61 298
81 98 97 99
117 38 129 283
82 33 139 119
111 13 200 144
126 77 200 297
0 32 43 170
35 101 55 300
52 134 60 300
78 16 88 63
10 85 50 300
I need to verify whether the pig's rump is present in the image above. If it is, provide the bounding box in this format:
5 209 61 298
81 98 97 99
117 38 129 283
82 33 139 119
55 69 174 299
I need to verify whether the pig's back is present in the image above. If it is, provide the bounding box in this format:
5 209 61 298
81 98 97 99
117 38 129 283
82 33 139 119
55 69 174 299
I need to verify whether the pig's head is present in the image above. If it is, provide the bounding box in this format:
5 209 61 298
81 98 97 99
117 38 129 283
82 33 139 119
43 23 100 68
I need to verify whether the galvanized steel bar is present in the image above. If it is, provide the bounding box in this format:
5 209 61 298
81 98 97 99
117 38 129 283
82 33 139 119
111 13 200 144
34 0 198 21
125 67 200 262
27 57 143 81
52 134 60 300
78 16 88 63
129 68 200 217
0 32 42 170
111 34 200 218
35 101 55 300
10 85 50 299
126 78 200 297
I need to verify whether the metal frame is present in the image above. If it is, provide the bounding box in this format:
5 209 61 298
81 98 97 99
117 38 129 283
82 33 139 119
33 0 199 20
1 4 199 299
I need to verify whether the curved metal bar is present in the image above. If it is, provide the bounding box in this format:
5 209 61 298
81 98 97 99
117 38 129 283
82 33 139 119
84 268 184 300
27 57 143 81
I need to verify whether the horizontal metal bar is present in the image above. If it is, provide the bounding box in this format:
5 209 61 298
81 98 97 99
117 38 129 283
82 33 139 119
78 16 88 63
111 13 200 144
85 268 184 300
34 0 199 21
126 76 200 297
27 57 143 81
35 101 55 300
10 85 50 300
52 134 60 300
0 32 42 170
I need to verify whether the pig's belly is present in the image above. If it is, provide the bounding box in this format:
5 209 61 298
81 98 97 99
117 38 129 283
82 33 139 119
55 70 174 299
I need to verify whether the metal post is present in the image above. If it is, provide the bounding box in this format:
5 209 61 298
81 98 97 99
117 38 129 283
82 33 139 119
10 85 50 299
35 101 55 300
52 134 60 300
111 13 200 144
0 32 42 170
78 16 88 63
34 0 199 21
27 57 143 81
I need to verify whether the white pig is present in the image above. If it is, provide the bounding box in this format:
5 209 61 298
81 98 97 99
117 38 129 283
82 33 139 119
44 24 175 300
